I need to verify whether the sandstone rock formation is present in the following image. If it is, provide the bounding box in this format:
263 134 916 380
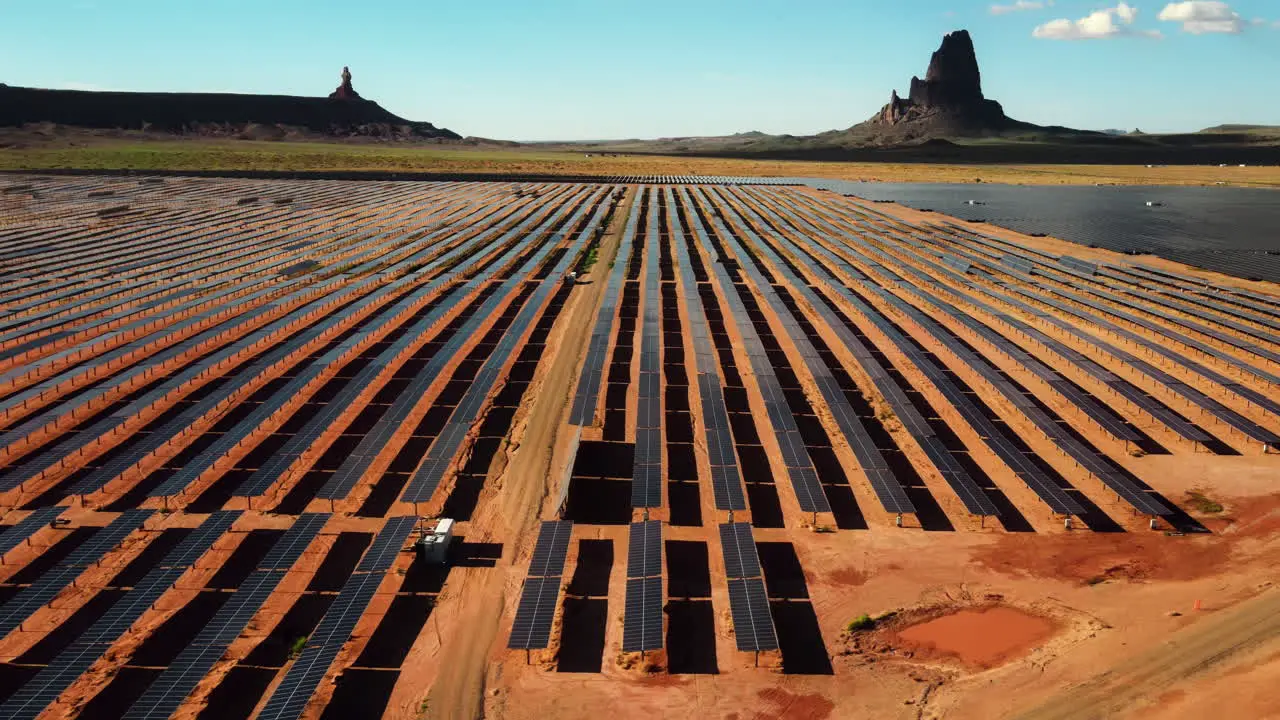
863 30 1019 136
329 66 360 101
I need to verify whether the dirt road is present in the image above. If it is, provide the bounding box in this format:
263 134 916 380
1011 587 1280 720
423 187 634 720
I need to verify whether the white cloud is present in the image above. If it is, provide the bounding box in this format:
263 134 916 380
1032 2 1161 39
990 0 1052 15
1157 1 1245 33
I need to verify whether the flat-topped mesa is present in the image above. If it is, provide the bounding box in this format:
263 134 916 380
865 29 1015 135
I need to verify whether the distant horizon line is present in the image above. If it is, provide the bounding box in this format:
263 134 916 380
2 81 1274 142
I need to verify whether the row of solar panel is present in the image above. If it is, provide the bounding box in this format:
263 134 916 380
735 187 1002 517
666 188 749 512
681 188 831 516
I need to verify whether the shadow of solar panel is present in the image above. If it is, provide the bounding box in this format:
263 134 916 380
626 521 662 578
528 520 572 578
507 576 562 650
727 578 778 652
622 577 663 652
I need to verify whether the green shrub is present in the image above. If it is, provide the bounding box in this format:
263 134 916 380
846 614 876 632
288 635 308 659
1186 491 1223 514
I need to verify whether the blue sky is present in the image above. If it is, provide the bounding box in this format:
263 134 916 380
2 0 1277 140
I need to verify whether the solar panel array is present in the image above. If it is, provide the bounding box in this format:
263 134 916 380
622 520 663 652
508 520 573 651
754 196 1091 515
314 188 606 501
256 515 415 720
728 188 1002 517
633 187 664 509
570 189 641 425
0 511 239 720
831 216 1168 509
667 187 748 511
847 201 1277 502
0 509 154 639
121 515 329 719
681 188 833 515
0 506 66 558
1 174 1277 717
835 229 1174 516
713 186 967 517
896 224 1280 447
185 185 598 499
718 523 777 652
402 187 615 504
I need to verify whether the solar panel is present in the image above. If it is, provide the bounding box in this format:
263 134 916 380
709 463 747 511
60 509 154 567
0 510 154 638
1059 255 1098 275
528 520 573 578
507 576 562 650
685 188 858 516
0 507 66 558
718 522 761 580
621 577 664 652
626 520 662 579
257 546 399 720
256 642 341 720
400 190 610 505
631 429 663 509
0 511 232 719
570 198 641 426
259 513 329 571
160 510 240 568
355 516 417 573
727 578 778 652
121 513 329 719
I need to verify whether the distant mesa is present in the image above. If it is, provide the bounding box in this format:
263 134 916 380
0 66 459 140
858 30 1045 138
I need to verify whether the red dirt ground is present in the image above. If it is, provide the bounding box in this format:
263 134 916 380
892 606 1057 669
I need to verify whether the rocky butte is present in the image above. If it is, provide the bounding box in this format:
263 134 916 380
0 66 459 140
859 29 1036 138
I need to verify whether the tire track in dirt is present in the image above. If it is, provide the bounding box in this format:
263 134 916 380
424 187 634 720
1009 587 1280 720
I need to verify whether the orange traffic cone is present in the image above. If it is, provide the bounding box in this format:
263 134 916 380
1194 599 1203 611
